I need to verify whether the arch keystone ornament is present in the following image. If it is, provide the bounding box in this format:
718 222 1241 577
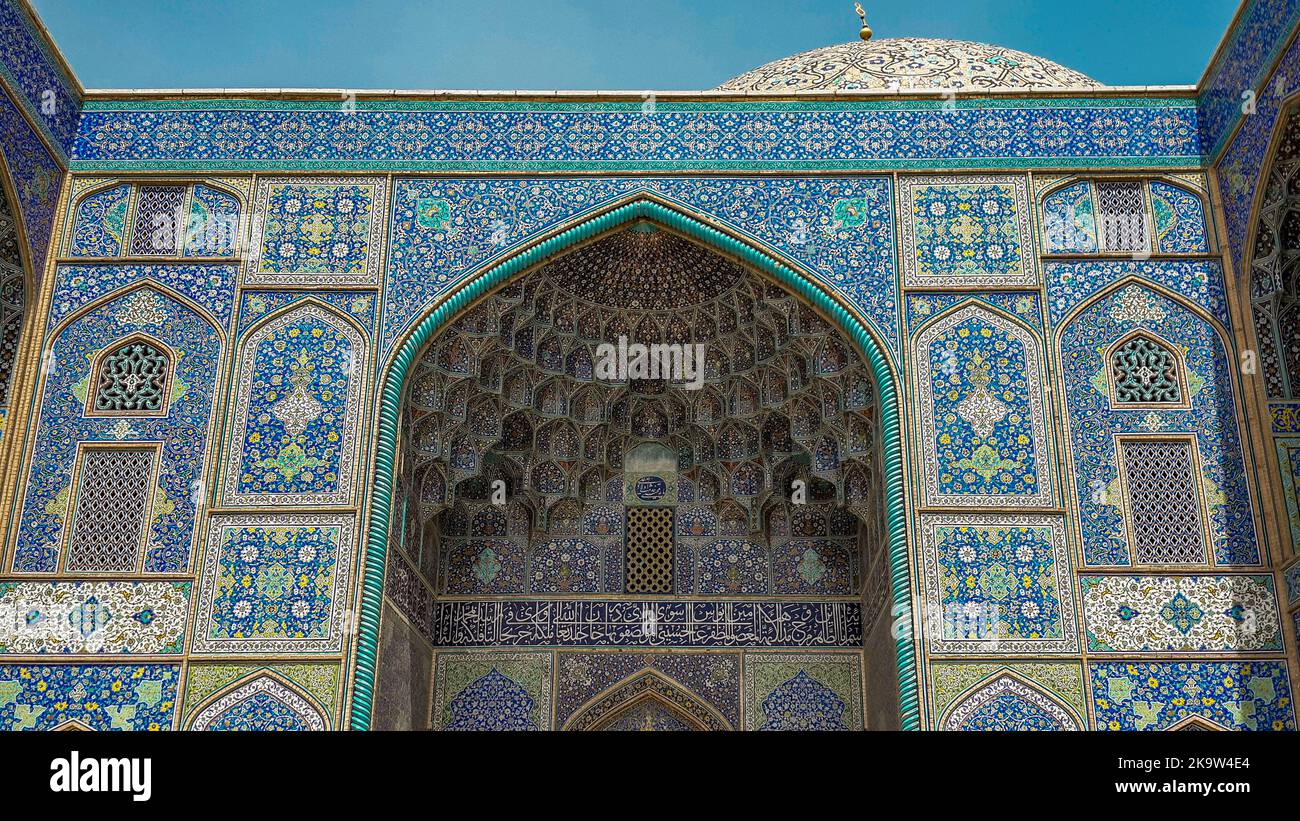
347 196 918 730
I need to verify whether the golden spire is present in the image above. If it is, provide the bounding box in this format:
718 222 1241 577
854 3 873 40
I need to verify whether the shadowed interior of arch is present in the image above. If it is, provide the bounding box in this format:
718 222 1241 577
368 214 902 730
0 166 28 438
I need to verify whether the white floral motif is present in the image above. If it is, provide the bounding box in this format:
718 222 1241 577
1109 285 1167 324
956 387 1009 440
955 352 1008 439
0 581 189 654
115 291 168 326
1082 575 1282 653
1138 412 1166 432
270 354 324 437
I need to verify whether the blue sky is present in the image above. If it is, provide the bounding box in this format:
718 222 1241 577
32 0 1240 90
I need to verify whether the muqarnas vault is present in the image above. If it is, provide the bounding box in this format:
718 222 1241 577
0 0 1297 731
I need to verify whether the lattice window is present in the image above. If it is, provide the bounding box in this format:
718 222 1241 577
1120 439 1206 565
90 339 171 415
624 507 674 594
1111 335 1183 405
128 185 186 256
65 447 156 572
1097 182 1149 253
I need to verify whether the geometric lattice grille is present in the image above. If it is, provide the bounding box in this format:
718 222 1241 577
65 447 155 572
1120 439 1206 564
1097 181 1149 253
92 340 170 414
128 185 186 256
1111 335 1182 404
624 507 674 594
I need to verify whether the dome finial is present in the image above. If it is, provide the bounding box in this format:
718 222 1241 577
854 3 872 40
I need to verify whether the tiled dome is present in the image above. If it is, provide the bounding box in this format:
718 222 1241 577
717 37 1102 93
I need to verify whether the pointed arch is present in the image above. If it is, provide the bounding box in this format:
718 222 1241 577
1053 275 1261 567
1103 328 1192 410
1242 97 1300 399
82 331 176 418
350 194 915 731
8 282 224 575
562 669 732 731
911 299 1055 509
0 150 37 435
940 671 1082 732
1053 272 1235 345
47 278 226 343
1168 714 1229 731
221 298 368 507
51 718 94 731
189 672 329 731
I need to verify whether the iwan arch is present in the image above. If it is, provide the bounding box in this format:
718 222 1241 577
0 0 1297 731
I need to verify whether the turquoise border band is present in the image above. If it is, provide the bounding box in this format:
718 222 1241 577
78 96 1196 113
67 156 1200 173
347 197 919 731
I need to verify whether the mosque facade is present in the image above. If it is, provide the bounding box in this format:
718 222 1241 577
0 0 1297 731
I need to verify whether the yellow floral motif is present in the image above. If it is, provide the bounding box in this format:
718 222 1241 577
44 485 70 519
150 487 175 522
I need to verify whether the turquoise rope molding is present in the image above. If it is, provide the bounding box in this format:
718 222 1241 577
346 197 920 731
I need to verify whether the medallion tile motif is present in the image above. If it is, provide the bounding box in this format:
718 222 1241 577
919 514 1077 654
0 581 189 654
193 514 356 654
246 177 387 286
899 174 1037 288
913 304 1053 507
1082 575 1283 653
224 302 366 507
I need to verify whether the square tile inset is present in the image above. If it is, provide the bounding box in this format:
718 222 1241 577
193 513 356 654
246 176 387 286
900 174 1037 288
